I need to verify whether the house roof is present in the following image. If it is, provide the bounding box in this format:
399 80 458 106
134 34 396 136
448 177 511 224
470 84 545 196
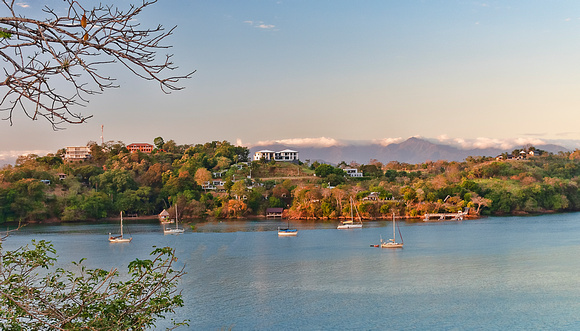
159 209 170 216
128 143 153 147
278 149 297 153
266 208 284 213
256 150 275 153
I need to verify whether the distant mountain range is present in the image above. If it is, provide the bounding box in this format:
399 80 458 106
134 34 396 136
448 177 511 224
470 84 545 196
250 137 569 164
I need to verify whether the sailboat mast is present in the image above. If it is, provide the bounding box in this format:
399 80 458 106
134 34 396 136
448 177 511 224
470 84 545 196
350 198 354 221
392 213 396 239
120 211 123 237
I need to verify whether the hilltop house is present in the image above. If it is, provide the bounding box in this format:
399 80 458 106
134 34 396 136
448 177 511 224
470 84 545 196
127 143 154 153
253 149 299 162
344 168 363 177
253 150 275 161
65 146 91 162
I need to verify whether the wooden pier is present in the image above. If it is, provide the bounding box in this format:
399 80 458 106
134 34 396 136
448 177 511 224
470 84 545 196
423 211 466 221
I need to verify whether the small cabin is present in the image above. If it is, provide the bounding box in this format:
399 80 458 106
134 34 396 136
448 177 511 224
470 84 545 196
363 192 380 201
158 209 170 222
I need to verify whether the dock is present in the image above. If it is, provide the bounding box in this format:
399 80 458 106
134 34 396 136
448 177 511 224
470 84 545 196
266 207 284 218
423 211 466 221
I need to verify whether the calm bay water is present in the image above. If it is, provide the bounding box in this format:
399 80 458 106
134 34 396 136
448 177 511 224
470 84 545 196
4 213 580 330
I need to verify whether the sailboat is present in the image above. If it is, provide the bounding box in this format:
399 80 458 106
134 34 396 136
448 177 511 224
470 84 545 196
164 203 185 235
109 211 132 243
278 219 297 236
381 213 403 248
337 197 363 229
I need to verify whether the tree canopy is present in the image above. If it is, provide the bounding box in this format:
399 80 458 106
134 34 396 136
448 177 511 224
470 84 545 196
0 240 186 329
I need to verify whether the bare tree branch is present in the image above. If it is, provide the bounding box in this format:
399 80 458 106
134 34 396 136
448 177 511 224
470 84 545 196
0 0 195 128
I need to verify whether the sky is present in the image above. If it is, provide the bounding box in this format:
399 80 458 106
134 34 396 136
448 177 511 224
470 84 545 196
2 0 580 164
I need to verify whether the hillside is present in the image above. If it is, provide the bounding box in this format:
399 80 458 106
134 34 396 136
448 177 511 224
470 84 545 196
2 139 580 223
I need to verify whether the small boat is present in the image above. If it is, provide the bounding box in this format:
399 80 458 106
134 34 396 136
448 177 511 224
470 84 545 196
381 213 403 248
338 197 363 229
109 211 132 243
277 227 298 236
164 203 185 235
278 219 297 236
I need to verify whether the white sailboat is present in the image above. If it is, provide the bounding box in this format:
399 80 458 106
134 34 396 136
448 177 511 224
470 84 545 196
381 213 403 248
278 219 297 236
337 197 363 229
109 211 132 243
164 203 185 235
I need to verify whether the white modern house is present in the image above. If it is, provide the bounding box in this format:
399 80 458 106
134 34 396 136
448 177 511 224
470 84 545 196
344 168 363 177
274 149 299 162
253 150 275 161
253 149 299 162
202 180 226 190
64 146 91 161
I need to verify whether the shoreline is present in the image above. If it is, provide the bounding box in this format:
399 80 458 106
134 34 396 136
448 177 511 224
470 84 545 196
3 208 566 226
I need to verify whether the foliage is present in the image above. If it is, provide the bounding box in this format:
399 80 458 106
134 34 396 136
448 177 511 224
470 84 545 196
5 141 580 221
0 0 194 127
0 240 186 330
314 164 345 178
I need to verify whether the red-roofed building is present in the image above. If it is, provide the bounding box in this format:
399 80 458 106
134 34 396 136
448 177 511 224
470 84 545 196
127 143 154 153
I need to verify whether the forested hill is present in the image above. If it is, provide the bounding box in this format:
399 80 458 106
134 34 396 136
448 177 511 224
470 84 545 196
2 139 580 223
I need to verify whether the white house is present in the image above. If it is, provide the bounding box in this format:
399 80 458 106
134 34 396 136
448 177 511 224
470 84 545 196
344 168 363 177
274 149 299 161
253 149 299 162
202 180 226 190
64 146 91 161
253 150 275 161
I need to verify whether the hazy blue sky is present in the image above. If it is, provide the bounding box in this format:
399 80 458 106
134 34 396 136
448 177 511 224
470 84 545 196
2 0 580 162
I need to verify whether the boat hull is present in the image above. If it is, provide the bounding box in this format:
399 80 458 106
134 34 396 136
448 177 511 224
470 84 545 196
109 237 132 243
381 242 403 248
278 228 298 236
164 229 185 235
337 224 362 229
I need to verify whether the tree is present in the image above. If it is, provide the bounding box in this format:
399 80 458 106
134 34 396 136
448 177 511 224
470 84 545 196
231 180 247 199
315 164 344 178
0 240 186 329
91 169 137 195
0 0 194 127
162 140 178 154
194 168 212 187
359 164 383 178
471 195 492 215
154 137 165 150
88 142 107 164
